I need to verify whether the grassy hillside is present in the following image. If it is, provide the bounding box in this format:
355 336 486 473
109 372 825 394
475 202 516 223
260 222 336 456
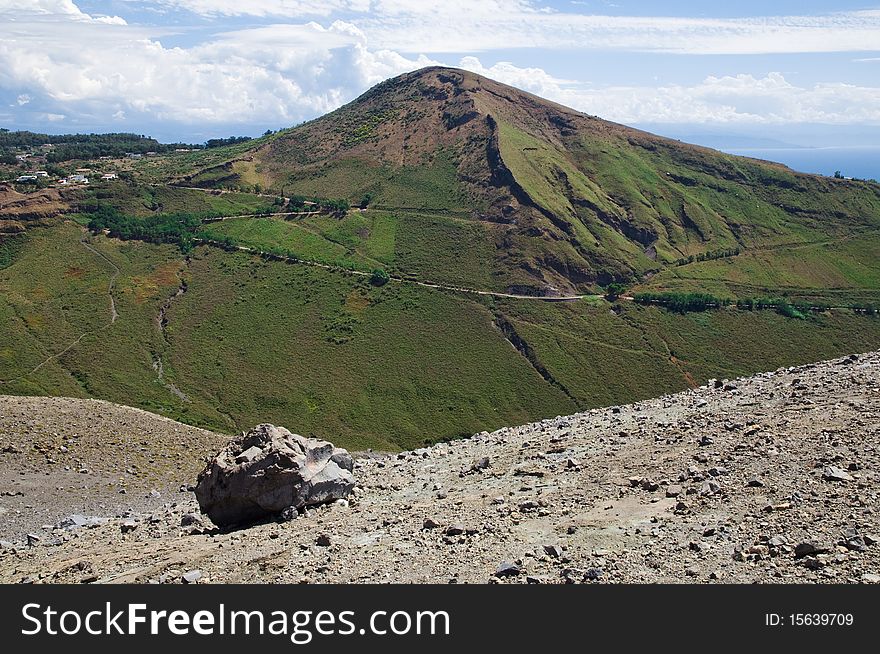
2 222 878 450
2 66 879 450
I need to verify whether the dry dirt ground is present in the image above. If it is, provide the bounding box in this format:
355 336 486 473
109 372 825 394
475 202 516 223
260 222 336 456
1 351 878 584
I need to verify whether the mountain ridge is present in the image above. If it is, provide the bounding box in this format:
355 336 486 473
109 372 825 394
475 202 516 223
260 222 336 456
181 66 880 296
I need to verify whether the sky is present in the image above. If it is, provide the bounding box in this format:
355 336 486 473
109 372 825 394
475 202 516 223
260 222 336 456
2 0 880 150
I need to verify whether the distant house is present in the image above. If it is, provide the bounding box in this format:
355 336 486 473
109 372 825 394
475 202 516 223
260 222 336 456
101 172 118 180
126 153 143 159
66 174 89 184
74 168 91 174
34 171 49 178
15 174 38 183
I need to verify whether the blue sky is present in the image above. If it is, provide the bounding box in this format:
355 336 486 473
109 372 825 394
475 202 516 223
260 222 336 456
2 1 879 147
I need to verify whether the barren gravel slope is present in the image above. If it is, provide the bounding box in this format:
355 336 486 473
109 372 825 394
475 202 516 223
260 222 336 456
1 352 878 584
0 395 225 540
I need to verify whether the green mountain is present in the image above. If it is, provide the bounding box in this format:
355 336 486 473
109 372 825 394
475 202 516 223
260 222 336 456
1 67 879 449
181 66 880 301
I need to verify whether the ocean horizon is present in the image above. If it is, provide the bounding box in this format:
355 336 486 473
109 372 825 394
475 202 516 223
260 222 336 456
722 145 880 182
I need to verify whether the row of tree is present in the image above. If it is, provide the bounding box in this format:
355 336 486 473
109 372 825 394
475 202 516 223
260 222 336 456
674 247 741 267
288 195 351 215
631 291 877 318
86 205 203 252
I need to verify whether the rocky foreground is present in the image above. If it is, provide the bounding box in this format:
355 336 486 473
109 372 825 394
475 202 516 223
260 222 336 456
1 352 878 584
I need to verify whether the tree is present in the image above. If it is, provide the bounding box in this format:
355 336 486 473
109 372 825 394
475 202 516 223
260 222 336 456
370 268 390 286
833 170 843 179
604 283 627 301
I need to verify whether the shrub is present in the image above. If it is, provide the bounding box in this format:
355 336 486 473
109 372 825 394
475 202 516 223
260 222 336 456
370 268 390 286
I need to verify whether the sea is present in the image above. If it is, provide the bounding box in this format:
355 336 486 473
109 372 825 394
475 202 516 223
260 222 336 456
720 146 880 182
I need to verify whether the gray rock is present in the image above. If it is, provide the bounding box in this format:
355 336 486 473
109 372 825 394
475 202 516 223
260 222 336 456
583 568 603 581
861 573 880 584
665 485 682 498
182 570 203 584
746 477 765 488
794 541 828 558
699 480 721 496
120 520 138 534
470 457 491 472
180 513 202 527
543 544 563 558
422 518 441 530
822 466 854 482
445 525 465 536
59 514 104 530
316 534 332 547
194 424 354 527
494 561 521 577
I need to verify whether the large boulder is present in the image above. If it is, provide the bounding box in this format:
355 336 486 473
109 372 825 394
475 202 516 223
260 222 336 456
194 424 354 528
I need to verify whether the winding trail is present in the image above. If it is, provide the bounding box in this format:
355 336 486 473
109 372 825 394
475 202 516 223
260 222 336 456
0 232 120 385
196 239 596 302
79 237 120 324
153 267 190 403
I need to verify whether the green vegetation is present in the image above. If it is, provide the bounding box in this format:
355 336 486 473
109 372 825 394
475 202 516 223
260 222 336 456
205 136 252 149
0 129 195 162
633 291 728 313
370 268 390 286
86 205 204 252
3 70 880 451
2 223 878 450
0 236 24 270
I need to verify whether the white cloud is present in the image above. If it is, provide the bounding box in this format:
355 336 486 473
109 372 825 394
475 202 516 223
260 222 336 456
16 94 31 106
0 9 433 126
145 1 880 55
460 58 880 125
1 1 879 135
148 0 370 17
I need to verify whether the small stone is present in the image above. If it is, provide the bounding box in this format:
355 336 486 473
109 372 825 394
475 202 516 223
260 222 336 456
699 480 721 496
470 457 490 472
543 544 563 559
315 534 332 547
445 525 465 537
747 477 765 488
665 485 682 498
794 541 828 558
494 561 521 578
822 466 854 483
861 573 880 584
182 570 203 584
583 568 603 581
180 513 202 527
26 534 40 546
423 518 441 530
120 520 138 533
640 478 659 492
